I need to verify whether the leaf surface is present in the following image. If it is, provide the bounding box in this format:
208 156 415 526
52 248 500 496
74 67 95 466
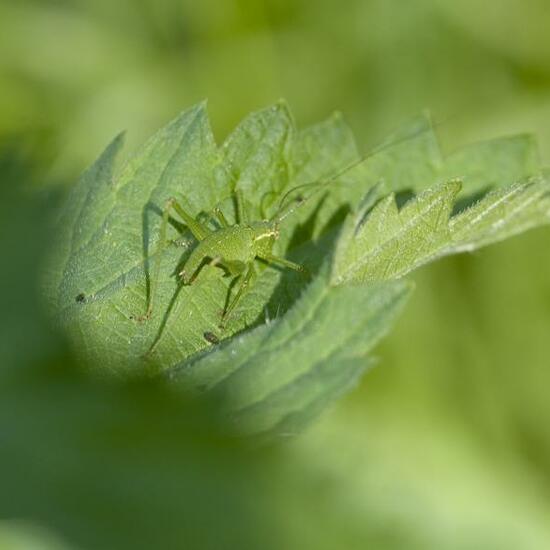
47 102 550 434
169 271 412 435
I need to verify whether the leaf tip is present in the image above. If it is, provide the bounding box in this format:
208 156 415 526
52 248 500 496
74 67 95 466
172 100 209 126
272 98 294 122
447 177 463 194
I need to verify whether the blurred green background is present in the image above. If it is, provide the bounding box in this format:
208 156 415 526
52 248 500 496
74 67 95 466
2 0 550 548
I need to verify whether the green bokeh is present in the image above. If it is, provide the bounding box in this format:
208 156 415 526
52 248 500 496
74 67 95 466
2 0 550 548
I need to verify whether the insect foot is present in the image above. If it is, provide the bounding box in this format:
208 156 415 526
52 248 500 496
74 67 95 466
131 310 152 323
218 311 228 330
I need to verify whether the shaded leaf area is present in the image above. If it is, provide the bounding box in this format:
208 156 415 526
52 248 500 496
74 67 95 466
1 362 279 550
0 521 74 550
0 180 278 550
169 270 411 436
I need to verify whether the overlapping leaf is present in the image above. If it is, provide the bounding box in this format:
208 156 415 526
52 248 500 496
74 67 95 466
168 269 412 436
332 138 550 285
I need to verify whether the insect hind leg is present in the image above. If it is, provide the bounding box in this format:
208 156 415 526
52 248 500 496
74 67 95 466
220 263 255 328
168 198 211 241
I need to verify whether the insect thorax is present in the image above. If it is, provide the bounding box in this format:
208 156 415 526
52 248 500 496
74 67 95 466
249 221 279 257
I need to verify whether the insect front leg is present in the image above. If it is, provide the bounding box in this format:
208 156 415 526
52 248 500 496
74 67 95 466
139 197 211 321
213 207 230 228
258 253 310 278
235 189 247 224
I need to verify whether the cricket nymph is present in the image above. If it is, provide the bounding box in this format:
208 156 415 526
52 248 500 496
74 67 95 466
142 191 307 353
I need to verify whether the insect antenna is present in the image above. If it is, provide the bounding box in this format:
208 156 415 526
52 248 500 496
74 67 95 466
271 112 445 224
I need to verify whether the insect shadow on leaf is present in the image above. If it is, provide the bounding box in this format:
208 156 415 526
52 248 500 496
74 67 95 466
259 198 352 326
139 200 189 318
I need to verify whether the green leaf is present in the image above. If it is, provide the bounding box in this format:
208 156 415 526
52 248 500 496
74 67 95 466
47 101 550 435
169 270 412 436
439 134 540 194
222 100 294 214
332 133 550 285
448 177 550 251
49 102 228 374
332 181 462 284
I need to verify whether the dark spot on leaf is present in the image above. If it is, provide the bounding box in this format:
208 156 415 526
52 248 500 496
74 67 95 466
203 331 219 345
75 293 86 304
